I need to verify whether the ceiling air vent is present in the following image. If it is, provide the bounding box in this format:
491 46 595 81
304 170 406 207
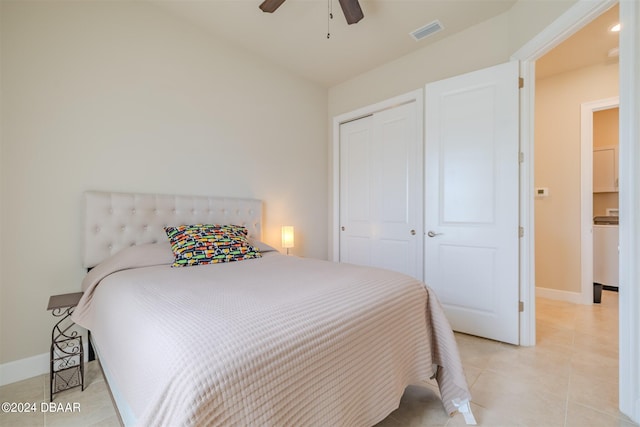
410 20 444 41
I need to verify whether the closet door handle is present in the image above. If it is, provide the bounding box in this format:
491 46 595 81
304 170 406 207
427 231 443 238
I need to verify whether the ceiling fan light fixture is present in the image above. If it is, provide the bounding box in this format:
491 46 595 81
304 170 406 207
410 20 444 41
259 0 364 27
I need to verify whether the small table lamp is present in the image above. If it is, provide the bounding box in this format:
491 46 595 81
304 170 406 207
281 226 294 255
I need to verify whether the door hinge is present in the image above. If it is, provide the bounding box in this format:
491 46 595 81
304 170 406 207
519 77 524 89
519 227 524 238
519 301 524 312
519 152 524 163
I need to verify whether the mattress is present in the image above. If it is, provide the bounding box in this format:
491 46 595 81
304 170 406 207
72 243 471 426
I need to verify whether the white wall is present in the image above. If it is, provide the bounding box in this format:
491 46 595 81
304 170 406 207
328 13 510 119
0 1 327 368
535 62 619 293
506 0 580 55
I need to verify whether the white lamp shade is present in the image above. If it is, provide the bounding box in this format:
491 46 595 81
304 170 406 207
281 226 295 249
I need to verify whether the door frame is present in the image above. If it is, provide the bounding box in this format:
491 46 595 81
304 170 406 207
330 89 424 264
513 0 639 422
580 97 619 305
512 0 618 347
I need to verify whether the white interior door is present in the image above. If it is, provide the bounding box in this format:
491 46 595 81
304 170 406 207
340 101 422 280
340 115 374 268
424 61 520 344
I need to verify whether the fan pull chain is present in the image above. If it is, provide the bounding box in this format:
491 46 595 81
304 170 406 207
327 0 333 39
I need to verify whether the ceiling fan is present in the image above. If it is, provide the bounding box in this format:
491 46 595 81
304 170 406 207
259 0 364 25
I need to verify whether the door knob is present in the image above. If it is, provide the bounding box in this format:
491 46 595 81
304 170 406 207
410 229 416 235
427 231 443 238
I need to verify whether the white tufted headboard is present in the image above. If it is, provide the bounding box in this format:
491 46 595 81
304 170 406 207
83 191 262 268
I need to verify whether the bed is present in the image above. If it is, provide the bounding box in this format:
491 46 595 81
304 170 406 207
72 190 473 426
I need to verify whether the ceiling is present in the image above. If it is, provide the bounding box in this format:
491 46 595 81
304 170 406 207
152 1 619 87
536 4 619 79
154 0 516 87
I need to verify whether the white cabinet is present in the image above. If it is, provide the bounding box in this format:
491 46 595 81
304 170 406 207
593 225 619 288
593 145 618 192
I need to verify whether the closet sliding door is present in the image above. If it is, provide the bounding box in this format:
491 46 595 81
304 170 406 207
339 101 422 280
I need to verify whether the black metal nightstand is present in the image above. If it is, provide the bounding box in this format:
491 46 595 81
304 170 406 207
47 292 84 402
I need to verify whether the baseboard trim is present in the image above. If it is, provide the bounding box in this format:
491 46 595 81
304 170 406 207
0 352 49 387
535 287 585 304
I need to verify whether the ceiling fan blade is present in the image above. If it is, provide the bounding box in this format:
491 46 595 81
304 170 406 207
259 0 286 13
338 0 364 24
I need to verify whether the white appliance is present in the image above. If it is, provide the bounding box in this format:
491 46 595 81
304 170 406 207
593 216 619 289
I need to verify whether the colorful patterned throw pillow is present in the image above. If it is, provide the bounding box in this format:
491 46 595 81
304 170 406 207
164 224 261 267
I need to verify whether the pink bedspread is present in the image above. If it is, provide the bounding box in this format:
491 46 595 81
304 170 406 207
73 244 471 426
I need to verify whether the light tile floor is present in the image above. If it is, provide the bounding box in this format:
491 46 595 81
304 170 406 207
1 292 637 426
